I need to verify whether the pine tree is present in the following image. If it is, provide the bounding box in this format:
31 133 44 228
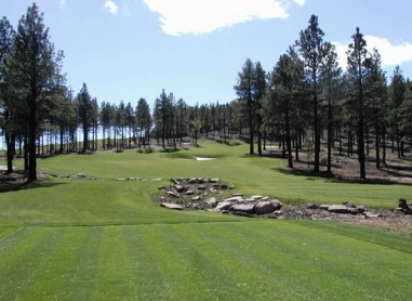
0 16 16 173
6 3 64 181
296 15 326 174
347 27 368 179
77 83 93 153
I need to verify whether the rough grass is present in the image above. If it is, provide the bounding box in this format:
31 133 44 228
0 140 411 300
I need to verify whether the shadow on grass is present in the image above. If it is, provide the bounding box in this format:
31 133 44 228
0 179 67 193
215 140 242 146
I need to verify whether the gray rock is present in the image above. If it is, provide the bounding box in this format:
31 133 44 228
167 191 180 198
216 200 233 211
160 202 184 210
205 197 218 208
271 199 283 210
174 185 185 192
224 196 244 203
229 203 255 214
328 205 349 213
362 212 382 218
255 201 276 214
348 207 359 214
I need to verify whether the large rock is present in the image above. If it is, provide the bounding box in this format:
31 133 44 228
216 200 233 211
229 203 255 214
255 201 276 214
398 198 412 214
271 199 283 210
224 196 244 203
328 205 349 214
205 197 218 208
161 202 184 210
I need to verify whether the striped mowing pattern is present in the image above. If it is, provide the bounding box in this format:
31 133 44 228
0 221 411 300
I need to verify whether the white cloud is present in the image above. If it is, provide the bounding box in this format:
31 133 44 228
104 0 119 14
59 0 66 9
142 0 301 36
365 36 412 67
334 36 412 70
293 0 305 6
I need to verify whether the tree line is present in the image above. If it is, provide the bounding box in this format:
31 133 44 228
234 15 412 179
1 4 412 182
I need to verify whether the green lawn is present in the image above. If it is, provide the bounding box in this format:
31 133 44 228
1 141 411 300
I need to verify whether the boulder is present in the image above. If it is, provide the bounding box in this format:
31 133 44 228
224 196 244 203
216 200 233 211
255 201 276 214
348 207 359 214
398 198 412 214
271 199 283 210
328 205 349 214
229 203 255 214
205 197 218 208
167 191 180 198
173 185 186 193
161 202 184 210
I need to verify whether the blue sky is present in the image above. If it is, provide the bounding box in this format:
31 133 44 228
2 0 412 107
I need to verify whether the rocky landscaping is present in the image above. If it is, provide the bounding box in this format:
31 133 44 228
158 177 412 231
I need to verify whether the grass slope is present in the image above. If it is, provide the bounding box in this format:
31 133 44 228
0 140 411 300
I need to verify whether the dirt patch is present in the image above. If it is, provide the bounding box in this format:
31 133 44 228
276 151 412 185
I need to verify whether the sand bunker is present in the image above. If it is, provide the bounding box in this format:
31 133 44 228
195 157 216 161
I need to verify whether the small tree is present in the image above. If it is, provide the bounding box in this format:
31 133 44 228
77 83 93 153
136 97 152 149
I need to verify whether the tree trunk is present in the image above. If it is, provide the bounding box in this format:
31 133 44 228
5 132 14 174
382 125 387 166
313 92 320 174
375 121 380 169
248 98 254 155
327 96 333 174
28 95 38 182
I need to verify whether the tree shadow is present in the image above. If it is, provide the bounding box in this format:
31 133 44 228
0 179 67 193
215 140 242 146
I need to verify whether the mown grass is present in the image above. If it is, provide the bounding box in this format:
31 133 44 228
0 222 411 300
1 140 411 300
